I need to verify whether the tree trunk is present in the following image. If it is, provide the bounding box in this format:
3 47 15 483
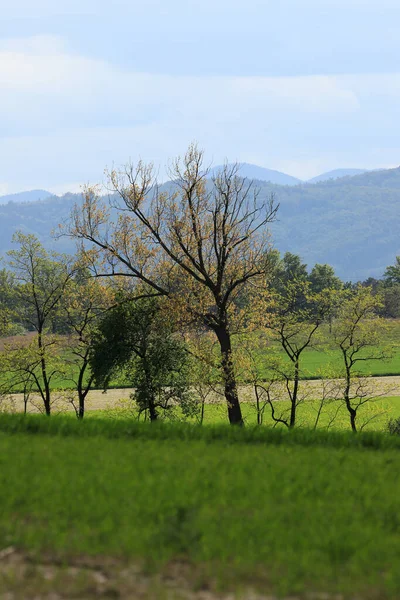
143 358 158 422
290 359 300 428
215 325 243 426
41 380 51 414
38 330 51 416
255 384 262 426
350 409 357 433
148 399 158 422
343 356 357 432
77 363 87 420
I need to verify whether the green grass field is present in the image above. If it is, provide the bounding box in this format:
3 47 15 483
100 395 400 433
3 345 400 393
271 347 400 378
3 320 400 395
249 320 400 379
1 415 400 599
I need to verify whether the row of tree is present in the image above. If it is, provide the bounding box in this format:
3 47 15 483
0 145 398 430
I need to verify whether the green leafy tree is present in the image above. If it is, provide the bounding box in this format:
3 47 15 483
0 268 16 311
90 296 194 421
270 252 308 292
6 232 73 415
0 268 18 336
308 263 342 294
381 284 400 318
384 256 400 286
61 272 114 419
0 336 66 414
186 330 222 425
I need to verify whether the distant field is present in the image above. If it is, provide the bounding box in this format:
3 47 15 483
2 320 400 394
249 319 400 379
0 416 400 599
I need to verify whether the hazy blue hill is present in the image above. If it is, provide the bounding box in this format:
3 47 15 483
0 189 53 205
2 167 400 281
308 169 368 183
0 194 77 256
261 170 400 280
323 166 400 189
211 163 302 186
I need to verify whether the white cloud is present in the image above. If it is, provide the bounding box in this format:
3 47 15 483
0 35 399 191
0 35 360 132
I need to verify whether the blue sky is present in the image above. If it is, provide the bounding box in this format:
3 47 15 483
1 0 400 194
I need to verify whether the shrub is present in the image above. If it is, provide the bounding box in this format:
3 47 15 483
387 417 400 435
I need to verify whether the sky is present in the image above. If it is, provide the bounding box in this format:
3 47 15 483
1 0 400 195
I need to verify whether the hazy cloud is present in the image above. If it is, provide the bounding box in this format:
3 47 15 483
1 0 400 195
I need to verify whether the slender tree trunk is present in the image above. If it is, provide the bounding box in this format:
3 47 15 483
148 398 158 422
76 385 85 419
38 330 51 416
215 325 243 426
350 409 357 433
344 386 357 432
290 359 300 428
200 396 205 425
77 361 89 420
343 356 357 432
143 358 158 422
254 384 262 425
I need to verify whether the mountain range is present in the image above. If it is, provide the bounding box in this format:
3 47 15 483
307 169 369 184
0 165 373 205
0 165 399 281
209 164 370 187
0 190 53 205
210 164 303 186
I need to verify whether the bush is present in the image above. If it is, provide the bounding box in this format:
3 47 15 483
387 417 400 435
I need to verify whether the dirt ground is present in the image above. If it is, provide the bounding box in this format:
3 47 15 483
0 332 36 353
2 376 400 415
0 547 345 600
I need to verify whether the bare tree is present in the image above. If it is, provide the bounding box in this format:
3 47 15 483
266 280 335 428
65 145 278 425
331 286 394 432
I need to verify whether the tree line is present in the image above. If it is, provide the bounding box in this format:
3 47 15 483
0 145 398 431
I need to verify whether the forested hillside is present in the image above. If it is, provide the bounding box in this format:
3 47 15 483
308 168 369 183
0 189 52 205
1 167 400 281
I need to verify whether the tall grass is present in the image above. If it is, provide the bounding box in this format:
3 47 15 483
1 416 400 598
0 412 399 450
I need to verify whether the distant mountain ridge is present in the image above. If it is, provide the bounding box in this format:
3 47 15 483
308 169 369 183
2 166 400 281
210 164 376 186
3 164 392 203
0 189 53 205
211 163 302 186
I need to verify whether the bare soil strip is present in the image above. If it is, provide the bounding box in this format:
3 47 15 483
0 548 345 600
2 377 400 415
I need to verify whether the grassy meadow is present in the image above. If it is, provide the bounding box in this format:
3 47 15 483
2 323 400 596
3 320 400 395
1 415 400 599
98 394 400 433
248 319 400 379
